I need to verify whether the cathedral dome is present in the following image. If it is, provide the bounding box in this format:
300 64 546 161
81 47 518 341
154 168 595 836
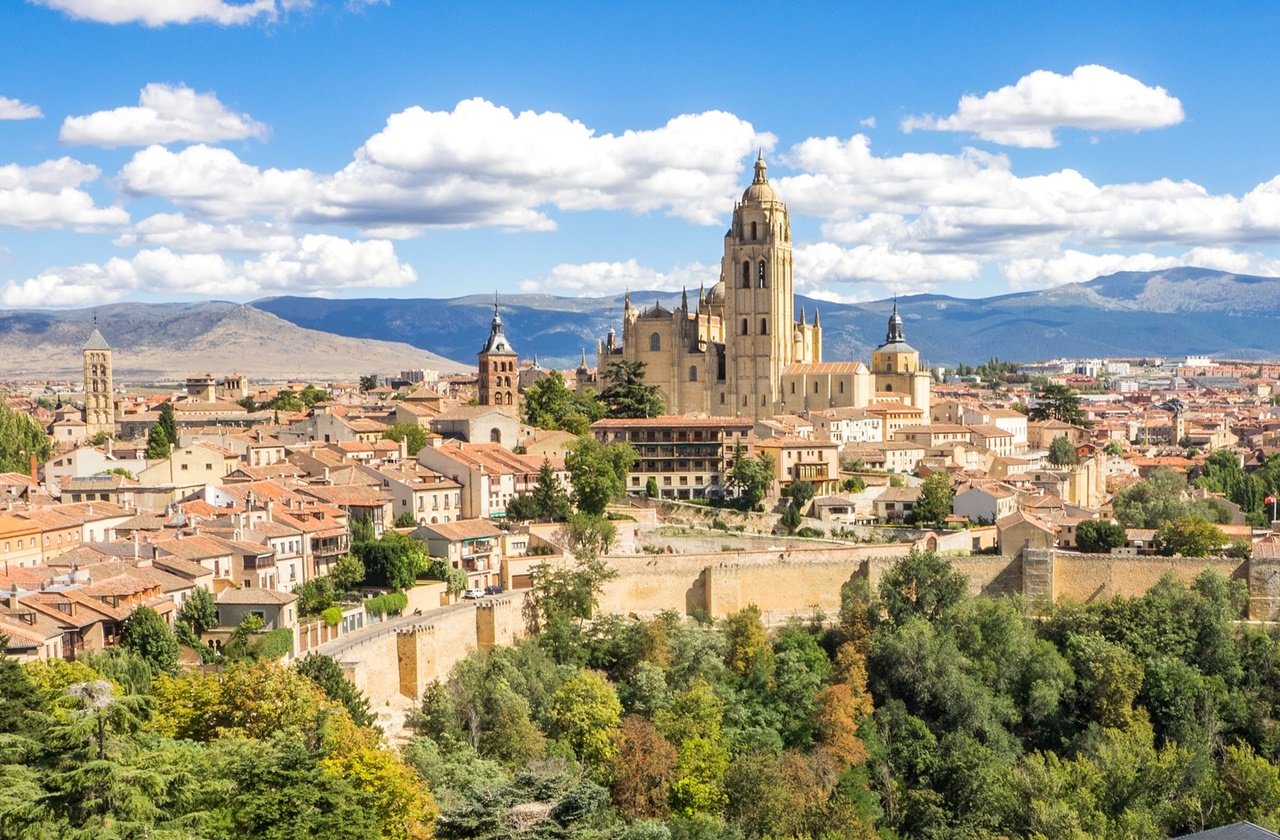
741 151 779 204
706 279 725 303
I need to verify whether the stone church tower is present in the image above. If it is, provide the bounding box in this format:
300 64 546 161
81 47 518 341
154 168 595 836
722 152 814 418
82 318 115 437
477 299 519 415
590 153 928 419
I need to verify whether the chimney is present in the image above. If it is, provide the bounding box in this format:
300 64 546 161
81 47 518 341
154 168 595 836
29 453 37 483
132 532 139 561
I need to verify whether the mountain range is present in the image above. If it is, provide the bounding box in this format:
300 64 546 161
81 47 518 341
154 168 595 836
0 302 468 381
3 267 1278 382
254 267 1280 369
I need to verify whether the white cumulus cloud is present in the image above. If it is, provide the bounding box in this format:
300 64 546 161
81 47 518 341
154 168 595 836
902 65 1184 148
0 158 128 230
794 242 982 297
31 0 284 26
518 259 717 297
118 98 773 233
61 83 269 147
0 96 42 120
119 143 316 218
1 234 415 306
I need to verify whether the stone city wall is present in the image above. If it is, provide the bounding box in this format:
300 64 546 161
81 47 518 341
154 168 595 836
336 545 1280 710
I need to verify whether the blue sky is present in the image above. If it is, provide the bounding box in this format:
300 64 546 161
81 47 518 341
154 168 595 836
3 0 1280 307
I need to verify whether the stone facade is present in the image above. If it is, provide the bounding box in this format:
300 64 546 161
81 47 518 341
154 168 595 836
82 323 114 437
593 155 930 421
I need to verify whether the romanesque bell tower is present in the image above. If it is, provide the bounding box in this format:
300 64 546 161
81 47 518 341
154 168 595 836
722 153 801 419
477 299 519 415
83 317 115 437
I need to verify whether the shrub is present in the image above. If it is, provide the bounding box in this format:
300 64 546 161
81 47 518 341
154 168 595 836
321 606 343 627
365 591 409 617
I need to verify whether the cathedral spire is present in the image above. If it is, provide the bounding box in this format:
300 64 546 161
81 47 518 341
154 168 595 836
481 295 514 354
753 149 768 184
681 286 688 312
798 305 806 326
885 298 905 344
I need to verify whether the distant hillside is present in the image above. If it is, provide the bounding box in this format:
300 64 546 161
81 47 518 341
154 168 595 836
0 302 469 381
253 268 1280 367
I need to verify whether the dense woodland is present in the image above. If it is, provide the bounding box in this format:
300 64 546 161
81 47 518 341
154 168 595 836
7 549 1280 838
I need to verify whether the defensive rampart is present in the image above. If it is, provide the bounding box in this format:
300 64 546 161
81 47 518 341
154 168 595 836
332 545 1280 709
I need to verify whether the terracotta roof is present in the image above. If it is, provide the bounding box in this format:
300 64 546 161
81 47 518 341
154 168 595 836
217 587 297 606
419 519 503 541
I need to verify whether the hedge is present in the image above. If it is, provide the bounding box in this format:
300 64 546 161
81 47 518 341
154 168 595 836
364 591 408 617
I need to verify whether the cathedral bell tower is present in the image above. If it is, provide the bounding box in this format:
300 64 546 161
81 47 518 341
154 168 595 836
722 152 795 419
477 298 519 415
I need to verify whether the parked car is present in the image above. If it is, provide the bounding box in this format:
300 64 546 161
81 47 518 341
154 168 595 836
484 584 504 595
462 588 486 600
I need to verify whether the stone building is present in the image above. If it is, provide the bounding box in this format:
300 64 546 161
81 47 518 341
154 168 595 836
592 153 930 420
477 300 519 415
82 320 115 437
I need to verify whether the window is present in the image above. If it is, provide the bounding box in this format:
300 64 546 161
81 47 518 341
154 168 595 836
689 365 698 382
649 332 661 351
757 260 767 288
760 317 767 335
489 427 501 443
885 384 893 392
741 260 750 288
741 318 749 336
839 382 845 394
751 221 757 240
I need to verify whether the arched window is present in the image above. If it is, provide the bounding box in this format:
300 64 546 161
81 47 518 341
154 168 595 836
741 260 750 288
885 383 893 392
759 318 767 335
649 332 661 351
757 260 767 288
490 427 501 443
689 365 698 382
751 221 757 240
741 318 749 336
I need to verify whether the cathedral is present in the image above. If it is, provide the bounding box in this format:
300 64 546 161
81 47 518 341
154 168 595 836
591 153 930 421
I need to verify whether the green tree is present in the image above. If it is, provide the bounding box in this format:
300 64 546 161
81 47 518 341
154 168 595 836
393 510 418 528
565 434 636 515
599 360 665 419
359 374 379 392
878 548 968 625
382 422 427 455
356 530 429 590
912 472 953 527
121 605 179 674
331 553 366 591
145 421 171 459
296 577 337 616
646 476 659 498
788 479 816 508
780 500 802 533
296 653 375 727
1104 440 1124 458
1028 382 1089 426
1075 519 1128 554
88 430 112 446
724 605 775 688
1048 435 1078 466
523 370 606 432
1113 468 1190 529
176 587 217 635
157 401 178 447
1156 515 1226 557
729 449 774 510
508 458 573 522
548 669 623 768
